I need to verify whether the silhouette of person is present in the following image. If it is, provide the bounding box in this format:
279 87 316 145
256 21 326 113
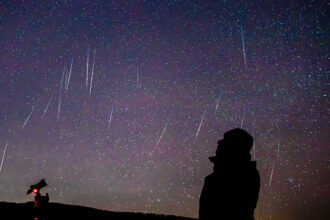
199 128 260 220
34 191 49 208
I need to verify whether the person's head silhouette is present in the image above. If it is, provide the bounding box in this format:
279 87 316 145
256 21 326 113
199 128 260 220
209 128 253 166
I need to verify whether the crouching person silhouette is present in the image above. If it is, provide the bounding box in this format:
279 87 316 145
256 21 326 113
199 128 260 220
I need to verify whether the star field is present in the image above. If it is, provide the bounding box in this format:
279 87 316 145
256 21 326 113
0 1 328 219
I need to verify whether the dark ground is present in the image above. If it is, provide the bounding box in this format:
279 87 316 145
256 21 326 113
0 202 196 220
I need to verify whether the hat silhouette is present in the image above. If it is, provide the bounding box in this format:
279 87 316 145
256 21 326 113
209 128 253 162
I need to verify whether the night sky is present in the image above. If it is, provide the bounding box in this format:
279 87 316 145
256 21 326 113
0 0 329 219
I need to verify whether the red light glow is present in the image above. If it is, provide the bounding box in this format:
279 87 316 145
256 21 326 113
33 189 38 193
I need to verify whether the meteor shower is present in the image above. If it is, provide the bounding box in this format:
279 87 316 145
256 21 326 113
0 1 328 219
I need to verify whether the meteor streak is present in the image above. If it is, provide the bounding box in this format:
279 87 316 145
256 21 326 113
108 102 114 131
240 26 247 68
66 56 74 90
155 119 170 147
276 143 280 159
268 161 275 187
195 110 206 138
214 94 220 115
0 142 8 173
58 65 65 121
65 69 68 91
42 95 53 119
89 50 96 96
86 47 89 88
240 111 245 128
21 97 40 130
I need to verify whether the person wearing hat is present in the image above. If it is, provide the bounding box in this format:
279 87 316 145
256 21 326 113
199 128 260 219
